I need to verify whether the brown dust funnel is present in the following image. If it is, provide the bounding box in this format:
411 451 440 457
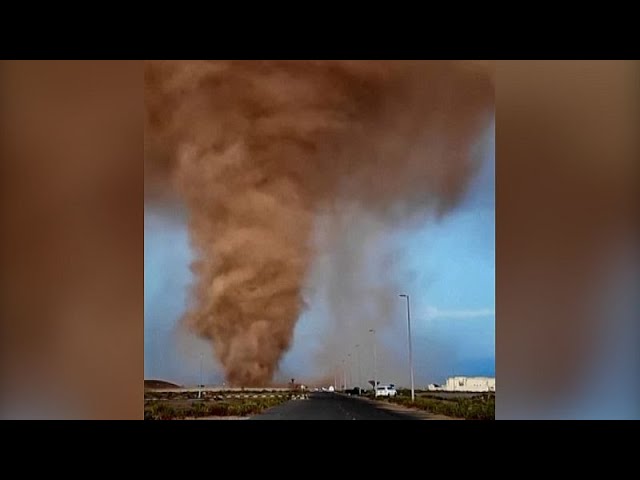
144 60 493 386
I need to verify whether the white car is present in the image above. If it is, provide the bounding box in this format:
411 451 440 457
375 385 397 397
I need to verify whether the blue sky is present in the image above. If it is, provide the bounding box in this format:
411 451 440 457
404 125 495 380
145 120 495 386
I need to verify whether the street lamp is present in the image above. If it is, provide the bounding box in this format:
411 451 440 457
355 344 362 395
399 294 415 401
342 358 347 391
369 329 377 397
198 352 204 399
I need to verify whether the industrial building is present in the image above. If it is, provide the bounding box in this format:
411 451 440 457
428 376 495 392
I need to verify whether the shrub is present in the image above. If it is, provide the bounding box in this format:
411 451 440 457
387 394 494 420
145 403 184 420
145 393 291 420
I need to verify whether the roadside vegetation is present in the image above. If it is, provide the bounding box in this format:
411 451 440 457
383 392 495 420
145 395 291 420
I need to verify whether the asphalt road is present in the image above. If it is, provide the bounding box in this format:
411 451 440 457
250 392 420 420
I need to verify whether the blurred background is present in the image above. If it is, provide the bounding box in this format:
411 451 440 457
496 60 639 419
0 61 143 419
1 60 637 419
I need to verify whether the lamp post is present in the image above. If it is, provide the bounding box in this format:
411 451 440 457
355 344 362 395
399 294 415 401
369 329 377 397
198 352 204 399
342 358 347 391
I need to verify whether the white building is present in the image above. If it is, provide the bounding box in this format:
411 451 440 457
443 376 495 392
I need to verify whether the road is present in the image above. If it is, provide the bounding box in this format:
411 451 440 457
251 392 426 420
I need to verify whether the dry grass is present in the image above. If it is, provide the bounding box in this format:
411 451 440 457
144 395 291 420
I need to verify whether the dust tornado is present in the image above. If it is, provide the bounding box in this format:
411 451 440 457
144 61 493 386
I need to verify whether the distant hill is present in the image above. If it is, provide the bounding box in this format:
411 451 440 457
144 379 181 389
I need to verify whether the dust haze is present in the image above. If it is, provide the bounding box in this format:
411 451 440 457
145 60 493 386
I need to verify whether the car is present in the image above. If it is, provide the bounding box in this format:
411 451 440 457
375 385 397 397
